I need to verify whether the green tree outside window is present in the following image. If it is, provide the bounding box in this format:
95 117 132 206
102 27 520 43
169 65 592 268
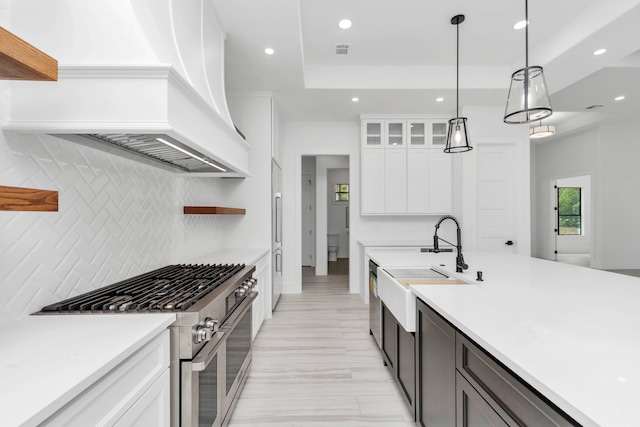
558 187 581 235
334 184 349 202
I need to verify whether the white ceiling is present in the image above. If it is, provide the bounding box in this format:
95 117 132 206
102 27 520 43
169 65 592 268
213 0 640 139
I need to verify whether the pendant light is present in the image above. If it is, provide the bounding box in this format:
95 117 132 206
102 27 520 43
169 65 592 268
504 0 552 124
529 120 556 138
445 14 472 153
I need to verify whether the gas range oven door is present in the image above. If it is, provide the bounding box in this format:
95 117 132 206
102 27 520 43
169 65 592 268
181 330 226 427
221 291 257 424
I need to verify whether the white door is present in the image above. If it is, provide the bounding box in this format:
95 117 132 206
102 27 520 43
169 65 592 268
301 173 315 266
476 145 517 253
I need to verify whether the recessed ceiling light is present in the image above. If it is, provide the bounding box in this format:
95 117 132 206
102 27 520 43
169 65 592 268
436 97 444 102
513 20 528 30
615 95 625 101
264 47 275 55
593 48 607 56
351 97 359 102
338 19 352 30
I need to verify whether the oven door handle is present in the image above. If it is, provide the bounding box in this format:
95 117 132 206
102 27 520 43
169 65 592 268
223 291 257 331
191 331 226 372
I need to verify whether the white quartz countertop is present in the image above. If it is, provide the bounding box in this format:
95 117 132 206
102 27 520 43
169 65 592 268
369 248 640 427
0 313 175 427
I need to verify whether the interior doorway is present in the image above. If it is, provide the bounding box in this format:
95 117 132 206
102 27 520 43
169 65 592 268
553 175 592 267
300 155 350 284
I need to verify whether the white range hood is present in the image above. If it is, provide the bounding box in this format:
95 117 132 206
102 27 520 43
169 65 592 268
4 0 250 176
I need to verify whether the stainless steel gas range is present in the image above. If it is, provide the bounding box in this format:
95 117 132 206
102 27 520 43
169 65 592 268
37 263 258 427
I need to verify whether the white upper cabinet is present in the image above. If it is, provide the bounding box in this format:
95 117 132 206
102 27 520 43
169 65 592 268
408 120 428 148
361 117 453 215
429 120 449 149
384 148 408 213
362 120 384 148
385 120 406 147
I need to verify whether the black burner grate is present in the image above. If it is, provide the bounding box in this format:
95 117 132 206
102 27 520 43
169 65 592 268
41 264 245 313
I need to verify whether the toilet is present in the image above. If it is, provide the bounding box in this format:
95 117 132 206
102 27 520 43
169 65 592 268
327 234 340 262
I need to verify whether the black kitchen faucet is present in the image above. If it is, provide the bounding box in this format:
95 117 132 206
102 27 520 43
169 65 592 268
433 215 468 273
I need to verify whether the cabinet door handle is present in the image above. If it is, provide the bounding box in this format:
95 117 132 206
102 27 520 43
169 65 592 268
275 193 282 243
505 240 514 246
345 206 349 229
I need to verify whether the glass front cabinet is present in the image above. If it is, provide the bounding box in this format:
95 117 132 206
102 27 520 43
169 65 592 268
361 117 452 215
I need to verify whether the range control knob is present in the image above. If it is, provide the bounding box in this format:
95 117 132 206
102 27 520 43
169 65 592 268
204 317 218 331
235 288 247 297
193 325 211 344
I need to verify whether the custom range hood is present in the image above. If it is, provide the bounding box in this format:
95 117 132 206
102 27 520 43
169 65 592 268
4 0 250 176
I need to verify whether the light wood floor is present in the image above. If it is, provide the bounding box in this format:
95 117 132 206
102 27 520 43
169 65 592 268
228 268 416 426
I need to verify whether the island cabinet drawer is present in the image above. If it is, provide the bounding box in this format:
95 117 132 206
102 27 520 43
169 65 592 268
455 334 577 427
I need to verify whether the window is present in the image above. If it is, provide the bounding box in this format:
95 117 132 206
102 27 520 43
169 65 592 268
557 187 581 235
334 184 349 202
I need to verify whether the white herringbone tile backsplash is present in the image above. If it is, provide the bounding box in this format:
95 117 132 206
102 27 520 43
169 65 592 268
0 131 224 325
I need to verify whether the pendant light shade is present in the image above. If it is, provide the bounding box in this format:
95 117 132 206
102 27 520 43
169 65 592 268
505 66 552 123
445 117 471 152
529 120 556 138
445 14 472 153
504 0 552 124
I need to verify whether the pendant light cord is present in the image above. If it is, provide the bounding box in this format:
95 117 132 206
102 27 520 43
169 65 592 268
525 0 529 69
456 20 460 118
524 0 530 117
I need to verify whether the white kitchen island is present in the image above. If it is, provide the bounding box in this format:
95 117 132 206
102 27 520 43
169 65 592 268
368 248 640 427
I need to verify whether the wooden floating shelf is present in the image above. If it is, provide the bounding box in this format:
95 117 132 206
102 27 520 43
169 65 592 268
0 185 59 212
183 206 246 215
0 26 58 81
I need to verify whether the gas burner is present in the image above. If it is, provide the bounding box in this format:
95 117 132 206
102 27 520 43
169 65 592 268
39 263 247 313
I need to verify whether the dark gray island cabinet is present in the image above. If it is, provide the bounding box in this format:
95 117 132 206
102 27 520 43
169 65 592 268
416 299 580 427
381 302 416 416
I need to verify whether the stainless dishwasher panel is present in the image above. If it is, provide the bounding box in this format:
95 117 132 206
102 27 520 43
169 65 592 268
369 259 382 348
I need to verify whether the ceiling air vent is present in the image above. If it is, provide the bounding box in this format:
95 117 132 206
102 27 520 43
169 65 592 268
585 104 604 110
335 43 350 55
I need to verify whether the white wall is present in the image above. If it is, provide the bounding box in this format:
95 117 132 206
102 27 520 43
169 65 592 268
598 124 640 268
555 175 591 254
